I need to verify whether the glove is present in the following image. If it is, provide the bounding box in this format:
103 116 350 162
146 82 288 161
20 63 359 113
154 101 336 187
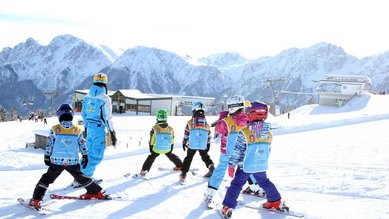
44 155 51 166
110 131 117 146
81 155 88 169
182 142 187 151
207 143 210 149
228 165 235 178
83 127 87 138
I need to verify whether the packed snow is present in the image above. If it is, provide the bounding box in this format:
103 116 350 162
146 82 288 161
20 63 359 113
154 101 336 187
0 93 388 219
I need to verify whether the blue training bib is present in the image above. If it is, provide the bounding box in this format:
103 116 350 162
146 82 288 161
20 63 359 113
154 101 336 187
226 131 239 156
243 142 270 173
188 129 208 150
155 132 172 153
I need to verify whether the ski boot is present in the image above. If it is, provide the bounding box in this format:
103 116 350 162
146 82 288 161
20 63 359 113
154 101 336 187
222 205 233 219
179 172 186 184
80 191 109 200
133 170 148 179
28 199 42 210
173 166 182 171
262 199 289 212
242 184 266 197
203 164 215 177
205 188 217 208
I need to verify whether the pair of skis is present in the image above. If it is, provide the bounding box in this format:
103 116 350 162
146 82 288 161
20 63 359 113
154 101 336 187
127 167 200 184
209 191 304 218
238 200 305 218
18 193 122 215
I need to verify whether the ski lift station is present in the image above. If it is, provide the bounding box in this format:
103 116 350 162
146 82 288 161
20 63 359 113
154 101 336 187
316 75 372 107
74 89 215 116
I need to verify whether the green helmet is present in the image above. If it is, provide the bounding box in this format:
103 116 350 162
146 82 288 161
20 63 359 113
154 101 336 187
156 109 168 122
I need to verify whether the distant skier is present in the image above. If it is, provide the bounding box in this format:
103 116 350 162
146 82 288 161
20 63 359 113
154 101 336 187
134 109 183 177
27 104 108 210
221 101 288 218
180 102 215 183
78 73 117 184
205 95 249 206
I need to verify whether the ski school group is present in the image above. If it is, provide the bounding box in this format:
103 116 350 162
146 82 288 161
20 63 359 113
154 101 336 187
22 72 302 218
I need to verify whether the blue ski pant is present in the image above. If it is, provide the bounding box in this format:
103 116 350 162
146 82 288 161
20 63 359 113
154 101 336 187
208 153 229 190
81 123 106 177
222 168 281 209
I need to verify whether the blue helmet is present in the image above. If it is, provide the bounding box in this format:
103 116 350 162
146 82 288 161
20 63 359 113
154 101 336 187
56 103 74 122
192 101 205 114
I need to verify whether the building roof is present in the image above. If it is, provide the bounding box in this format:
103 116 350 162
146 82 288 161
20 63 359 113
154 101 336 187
320 74 372 84
76 89 215 101
118 89 160 99
116 89 215 101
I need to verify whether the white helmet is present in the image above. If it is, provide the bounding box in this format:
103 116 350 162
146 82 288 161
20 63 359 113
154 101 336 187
226 95 245 114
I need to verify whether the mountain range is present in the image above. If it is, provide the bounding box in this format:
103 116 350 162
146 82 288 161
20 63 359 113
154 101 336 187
0 34 388 116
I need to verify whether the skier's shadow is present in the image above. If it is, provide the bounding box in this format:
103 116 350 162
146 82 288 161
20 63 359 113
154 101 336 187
107 179 206 218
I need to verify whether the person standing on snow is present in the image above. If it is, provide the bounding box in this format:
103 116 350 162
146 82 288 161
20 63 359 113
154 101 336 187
133 109 183 178
211 104 266 198
221 101 288 218
79 73 117 182
205 95 249 207
179 102 215 184
28 104 108 210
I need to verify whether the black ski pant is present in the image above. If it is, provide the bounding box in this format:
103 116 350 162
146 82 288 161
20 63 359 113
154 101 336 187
141 145 183 172
32 164 102 200
182 147 214 173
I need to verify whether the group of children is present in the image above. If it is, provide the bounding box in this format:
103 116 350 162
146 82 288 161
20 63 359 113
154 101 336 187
133 101 216 182
26 73 287 218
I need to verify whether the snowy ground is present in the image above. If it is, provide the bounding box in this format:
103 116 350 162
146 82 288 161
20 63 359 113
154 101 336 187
0 92 389 219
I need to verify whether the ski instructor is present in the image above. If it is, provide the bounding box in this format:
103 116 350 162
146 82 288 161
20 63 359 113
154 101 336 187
81 72 117 179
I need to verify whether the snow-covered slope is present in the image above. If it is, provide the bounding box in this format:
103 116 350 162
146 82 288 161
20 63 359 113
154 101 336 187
0 93 388 218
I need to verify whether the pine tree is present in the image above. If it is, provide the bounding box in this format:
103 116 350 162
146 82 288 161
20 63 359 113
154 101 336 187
0 106 5 122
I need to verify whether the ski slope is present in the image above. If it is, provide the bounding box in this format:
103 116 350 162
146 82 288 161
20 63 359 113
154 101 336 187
0 93 388 219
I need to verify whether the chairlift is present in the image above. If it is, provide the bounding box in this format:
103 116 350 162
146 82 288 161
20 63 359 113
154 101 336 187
22 100 27 106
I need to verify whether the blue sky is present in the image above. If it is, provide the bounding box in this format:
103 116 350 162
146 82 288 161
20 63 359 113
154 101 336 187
1 0 388 59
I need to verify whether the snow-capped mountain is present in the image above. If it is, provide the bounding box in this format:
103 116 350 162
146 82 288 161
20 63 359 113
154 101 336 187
227 43 364 109
198 52 249 69
92 46 228 98
0 35 113 113
1 34 389 116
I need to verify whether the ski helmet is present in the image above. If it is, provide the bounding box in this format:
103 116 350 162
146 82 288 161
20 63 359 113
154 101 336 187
93 73 108 85
226 95 245 114
246 101 268 122
192 101 205 114
56 103 74 122
156 109 168 122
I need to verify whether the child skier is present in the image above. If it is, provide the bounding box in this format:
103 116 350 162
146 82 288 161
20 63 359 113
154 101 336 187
28 104 108 209
205 95 248 206
80 73 117 179
180 102 215 183
134 109 183 177
221 101 288 218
